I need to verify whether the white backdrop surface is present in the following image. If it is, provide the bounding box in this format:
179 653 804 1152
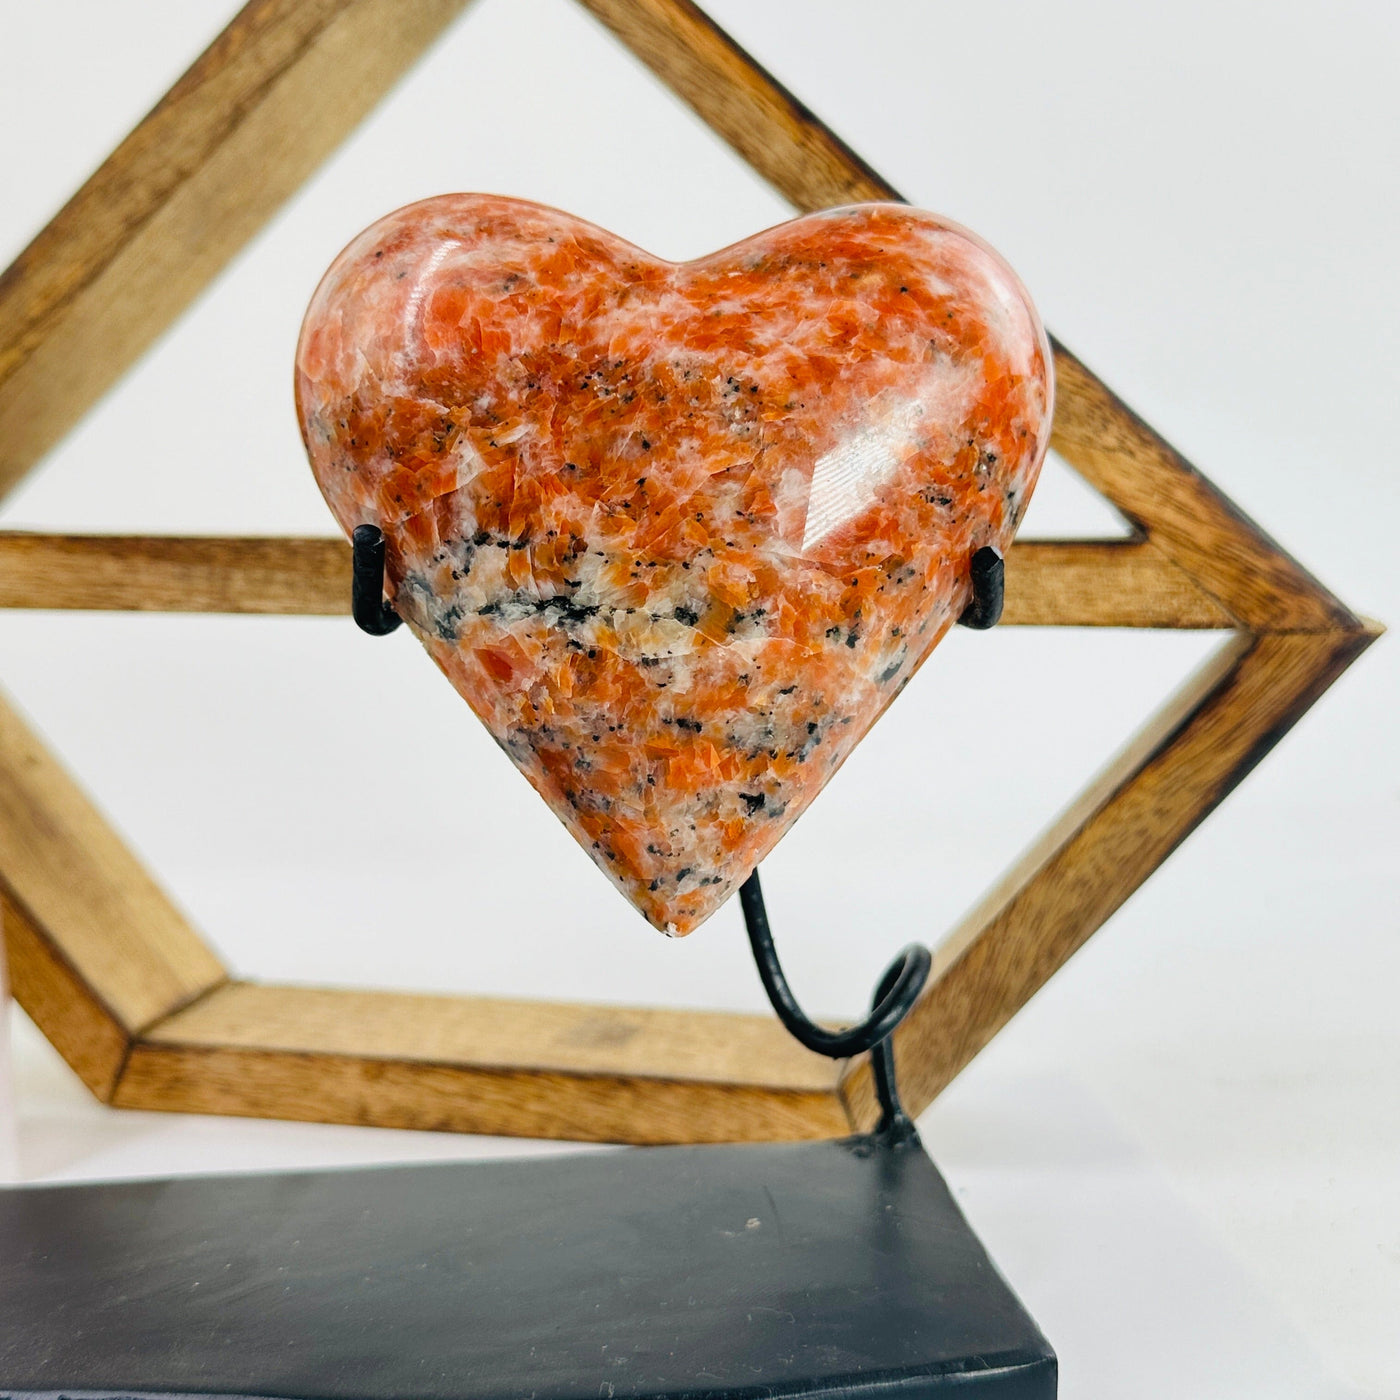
0 2 1396 1397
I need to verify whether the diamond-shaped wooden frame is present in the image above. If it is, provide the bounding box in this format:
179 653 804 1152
0 0 1377 1144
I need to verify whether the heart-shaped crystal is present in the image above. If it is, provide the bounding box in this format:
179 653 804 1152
296 196 1051 934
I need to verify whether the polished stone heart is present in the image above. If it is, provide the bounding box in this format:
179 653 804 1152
296 195 1052 934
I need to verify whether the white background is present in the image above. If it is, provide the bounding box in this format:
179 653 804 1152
0 2 1396 1395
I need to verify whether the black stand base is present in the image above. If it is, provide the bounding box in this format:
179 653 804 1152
0 1132 1054 1399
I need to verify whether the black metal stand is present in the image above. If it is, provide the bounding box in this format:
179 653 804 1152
740 870 929 1140
351 523 402 635
959 545 1005 630
350 528 1004 636
350 525 1007 1138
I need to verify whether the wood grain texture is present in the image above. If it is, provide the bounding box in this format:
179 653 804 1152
0 533 349 614
118 981 849 1143
115 1047 849 1144
0 533 1232 628
0 690 226 1034
1048 347 1357 632
2 890 131 1099
1000 539 1234 628
0 0 472 501
139 981 838 1088
839 622 1382 1129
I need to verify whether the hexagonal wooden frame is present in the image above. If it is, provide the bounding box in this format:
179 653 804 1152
0 0 1377 1144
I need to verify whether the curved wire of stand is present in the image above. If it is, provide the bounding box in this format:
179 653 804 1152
350 525 1005 1142
739 869 930 1140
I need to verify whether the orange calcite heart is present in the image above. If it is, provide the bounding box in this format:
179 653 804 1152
296 196 1052 934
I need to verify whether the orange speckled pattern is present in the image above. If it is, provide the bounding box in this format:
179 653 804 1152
296 196 1052 934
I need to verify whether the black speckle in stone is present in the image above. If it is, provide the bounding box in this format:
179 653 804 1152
434 604 464 640
673 605 700 626
739 792 766 814
545 597 600 627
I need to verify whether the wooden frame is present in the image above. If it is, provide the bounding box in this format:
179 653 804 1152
0 0 1377 1144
